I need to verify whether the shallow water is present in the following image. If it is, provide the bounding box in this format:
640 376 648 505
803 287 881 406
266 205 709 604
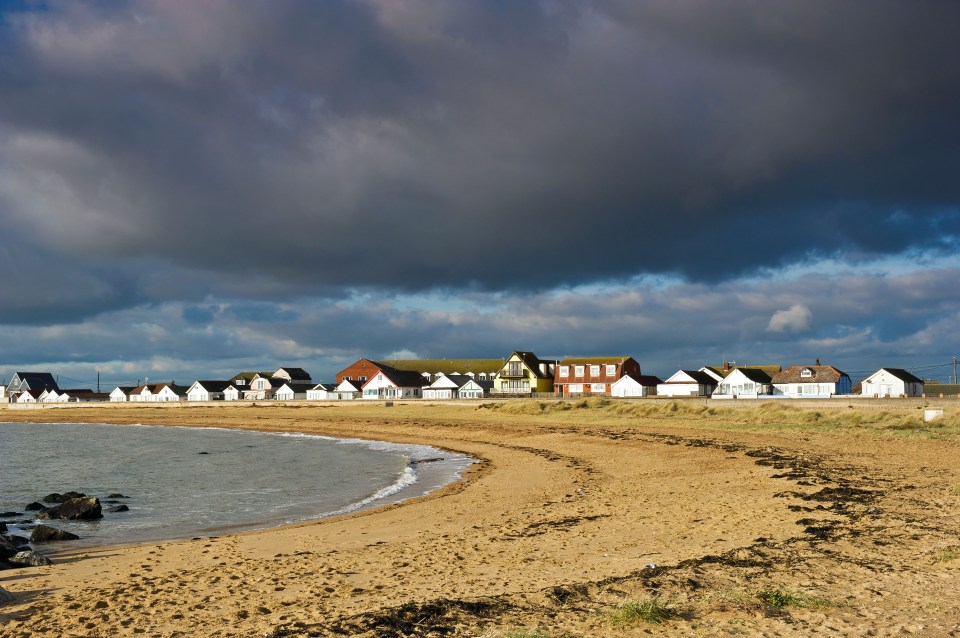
0 421 473 550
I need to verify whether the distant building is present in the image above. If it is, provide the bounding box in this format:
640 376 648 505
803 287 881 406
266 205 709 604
772 365 852 398
8 372 59 402
860 368 924 398
554 357 642 397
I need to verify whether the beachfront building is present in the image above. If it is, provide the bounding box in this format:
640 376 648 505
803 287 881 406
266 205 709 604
553 357 642 397
423 374 492 399
336 358 502 386
7 372 59 402
329 379 362 400
0 385 6 403
491 351 557 396
16 390 42 403
274 383 314 401
657 370 719 397
306 383 336 400
110 386 135 402
361 369 424 400
610 373 663 397
129 383 188 402
772 365 852 398
712 368 776 399
860 368 924 398
223 384 241 401
243 373 282 400
60 389 109 402
187 380 231 402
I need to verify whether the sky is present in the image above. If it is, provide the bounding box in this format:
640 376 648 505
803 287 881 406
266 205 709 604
1 0 959 388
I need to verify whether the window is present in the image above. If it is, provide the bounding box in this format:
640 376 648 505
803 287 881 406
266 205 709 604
559 366 569 377
590 365 600 377
606 365 616 376
800 368 813 378
508 361 523 376
591 383 605 393
574 366 585 377
569 384 583 393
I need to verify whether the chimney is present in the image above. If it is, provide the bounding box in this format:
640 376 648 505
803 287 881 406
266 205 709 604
723 360 730 372
816 358 821 366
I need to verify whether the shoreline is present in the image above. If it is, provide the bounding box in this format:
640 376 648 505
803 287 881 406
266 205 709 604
2 401 960 636
0 421 477 553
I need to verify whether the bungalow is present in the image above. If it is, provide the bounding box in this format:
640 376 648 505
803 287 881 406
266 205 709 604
61 389 109 403
610 374 663 398
712 368 775 399
129 383 187 402
554 357 642 397
223 384 242 401
110 386 136 402
0 384 7 403
491 352 557 396
16 389 43 403
861 368 924 398
423 374 492 400
243 373 283 400
772 365 852 398
362 369 425 400
274 383 314 401
306 383 337 401
187 380 232 402
328 379 363 400
458 377 492 399
39 388 62 402
657 370 719 397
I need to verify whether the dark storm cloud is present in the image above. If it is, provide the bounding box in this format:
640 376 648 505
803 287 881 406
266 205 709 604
1 0 959 320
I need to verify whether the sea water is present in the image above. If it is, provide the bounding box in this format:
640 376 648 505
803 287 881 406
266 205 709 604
0 421 473 550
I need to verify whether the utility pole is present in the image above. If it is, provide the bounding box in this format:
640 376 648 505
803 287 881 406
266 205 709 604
954 356 957 385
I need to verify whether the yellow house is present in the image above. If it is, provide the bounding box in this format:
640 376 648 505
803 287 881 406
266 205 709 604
492 351 557 395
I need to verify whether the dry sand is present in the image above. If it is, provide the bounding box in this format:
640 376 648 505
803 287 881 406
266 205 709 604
2 400 960 637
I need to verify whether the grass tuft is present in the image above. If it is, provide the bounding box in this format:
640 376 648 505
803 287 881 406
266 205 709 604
756 589 830 609
935 545 960 562
607 597 675 625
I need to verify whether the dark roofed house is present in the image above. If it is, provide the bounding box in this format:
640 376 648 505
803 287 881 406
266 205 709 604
861 368 924 398
361 368 426 400
772 365 852 398
273 368 312 383
492 351 558 395
657 369 719 397
187 380 232 401
713 367 775 398
8 372 59 401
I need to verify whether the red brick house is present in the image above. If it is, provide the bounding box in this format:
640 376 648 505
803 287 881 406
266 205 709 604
553 356 643 397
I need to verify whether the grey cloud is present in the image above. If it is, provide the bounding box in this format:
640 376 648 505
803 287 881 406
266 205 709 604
0 0 958 321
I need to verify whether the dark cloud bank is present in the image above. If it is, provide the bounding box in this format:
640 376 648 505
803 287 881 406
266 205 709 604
0 1 958 379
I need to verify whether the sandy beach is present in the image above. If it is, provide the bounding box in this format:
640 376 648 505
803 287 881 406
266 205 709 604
2 399 960 637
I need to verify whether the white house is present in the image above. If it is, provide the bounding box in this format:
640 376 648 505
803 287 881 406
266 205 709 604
712 368 774 399
657 370 718 397
39 389 62 403
187 381 231 402
110 386 135 402
423 374 462 400
16 390 42 403
306 383 336 401
0 385 7 403
60 390 108 402
772 365 852 398
362 369 424 400
274 383 313 401
860 368 924 398
223 385 242 401
243 374 281 400
129 383 186 402
458 377 492 399
610 374 662 398
329 379 362 400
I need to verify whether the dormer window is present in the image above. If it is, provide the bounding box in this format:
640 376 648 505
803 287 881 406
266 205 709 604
800 368 813 378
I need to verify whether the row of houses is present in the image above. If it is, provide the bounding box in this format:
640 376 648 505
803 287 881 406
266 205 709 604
1 356 934 404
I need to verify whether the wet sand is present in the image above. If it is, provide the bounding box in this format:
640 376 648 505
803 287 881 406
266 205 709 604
2 400 960 636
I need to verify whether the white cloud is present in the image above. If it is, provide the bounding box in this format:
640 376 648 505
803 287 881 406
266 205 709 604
767 304 812 333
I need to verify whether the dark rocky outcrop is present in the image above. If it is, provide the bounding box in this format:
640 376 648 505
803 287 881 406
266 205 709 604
0 512 21 518
36 497 102 521
106 493 129 499
9 550 52 567
0 584 13 603
0 523 5 533
31 524 80 542
0 537 19 561
106 505 129 513
24 502 47 512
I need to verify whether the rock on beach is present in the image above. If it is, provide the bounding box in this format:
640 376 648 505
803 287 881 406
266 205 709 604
35 497 102 521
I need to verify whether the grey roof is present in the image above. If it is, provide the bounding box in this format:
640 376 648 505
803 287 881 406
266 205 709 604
12 372 59 391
